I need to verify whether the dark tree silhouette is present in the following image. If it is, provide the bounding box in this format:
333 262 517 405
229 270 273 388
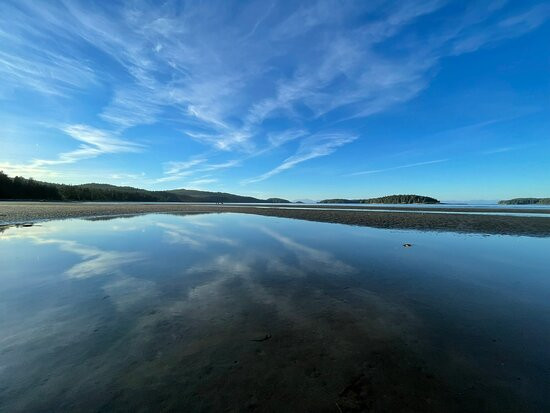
0 171 291 203
320 195 440 204
499 198 550 205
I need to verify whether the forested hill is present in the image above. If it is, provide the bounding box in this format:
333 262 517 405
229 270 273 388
320 195 440 204
499 198 550 205
0 172 290 203
167 188 264 203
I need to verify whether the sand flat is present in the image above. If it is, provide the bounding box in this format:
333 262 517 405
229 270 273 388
1 201 550 236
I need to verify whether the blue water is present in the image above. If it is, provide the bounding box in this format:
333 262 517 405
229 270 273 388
1 213 548 412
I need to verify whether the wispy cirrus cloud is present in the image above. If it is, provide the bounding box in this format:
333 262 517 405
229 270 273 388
0 124 143 178
482 143 536 155
346 159 448 176
164 158 207 176
34 124 143 166
1 1 548 185
156 157 240 184
188 178 218 188
157 129 306 184
449 3 550 55
4 2 548 133
347 159 448 176
0 49 96 97
243 133 357 184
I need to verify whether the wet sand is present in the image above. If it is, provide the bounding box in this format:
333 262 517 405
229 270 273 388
1 201 550 236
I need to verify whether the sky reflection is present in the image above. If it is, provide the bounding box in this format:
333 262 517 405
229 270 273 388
1 213 549 412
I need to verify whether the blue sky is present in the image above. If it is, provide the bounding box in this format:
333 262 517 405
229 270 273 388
1 0 549 201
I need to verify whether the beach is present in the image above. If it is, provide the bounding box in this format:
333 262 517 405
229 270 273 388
1 201 549 237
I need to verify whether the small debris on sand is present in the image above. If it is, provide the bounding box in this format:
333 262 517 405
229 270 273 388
250 333 272 342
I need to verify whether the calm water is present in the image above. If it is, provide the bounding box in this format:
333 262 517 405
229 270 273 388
1 213 549 412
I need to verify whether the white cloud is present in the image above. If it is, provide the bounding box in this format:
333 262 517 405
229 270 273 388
188 178 218 188
164 158 206 175
0 49 96 96
482 143 535 155
1 1 548 182
155 156 241 185
450 3 550 55
348 159 448 176
33 124 142 167
8 1 542 134
243 133 357 184
99 87 164 128
0 161 61 179
0 124 143 180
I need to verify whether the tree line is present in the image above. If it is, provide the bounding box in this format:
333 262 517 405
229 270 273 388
499 198 550 205
0 171 290 203
0 171 180 201
320 194 440 204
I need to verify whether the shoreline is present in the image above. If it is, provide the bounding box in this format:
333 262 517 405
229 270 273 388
2 200 550 214
2 202 550 237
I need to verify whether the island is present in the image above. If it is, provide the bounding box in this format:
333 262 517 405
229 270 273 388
320 194 440 204
499 198 550 205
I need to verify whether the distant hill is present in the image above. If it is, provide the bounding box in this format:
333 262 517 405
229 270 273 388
499 198 550 205
320 194 439 204
167 188 267 203
265 198 291 203
293 198 318 204
0 171 289 203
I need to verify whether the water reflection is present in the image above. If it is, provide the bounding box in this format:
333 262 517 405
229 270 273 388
0 213 549 412
0 223 142 279
158 221 238 248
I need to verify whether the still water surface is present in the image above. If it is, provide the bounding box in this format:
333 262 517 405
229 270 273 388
1 213 549 412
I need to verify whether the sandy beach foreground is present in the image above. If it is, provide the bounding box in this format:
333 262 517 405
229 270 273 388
1 202 549 236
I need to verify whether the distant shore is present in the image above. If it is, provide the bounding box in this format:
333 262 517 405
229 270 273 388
2 201 550 237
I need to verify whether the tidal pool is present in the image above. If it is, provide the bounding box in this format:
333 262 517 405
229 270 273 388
0 213 549 412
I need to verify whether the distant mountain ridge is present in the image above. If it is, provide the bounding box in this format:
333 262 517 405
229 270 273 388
320 194 440 204
499 198 550 205
293 199 319 204
0 172 290 203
